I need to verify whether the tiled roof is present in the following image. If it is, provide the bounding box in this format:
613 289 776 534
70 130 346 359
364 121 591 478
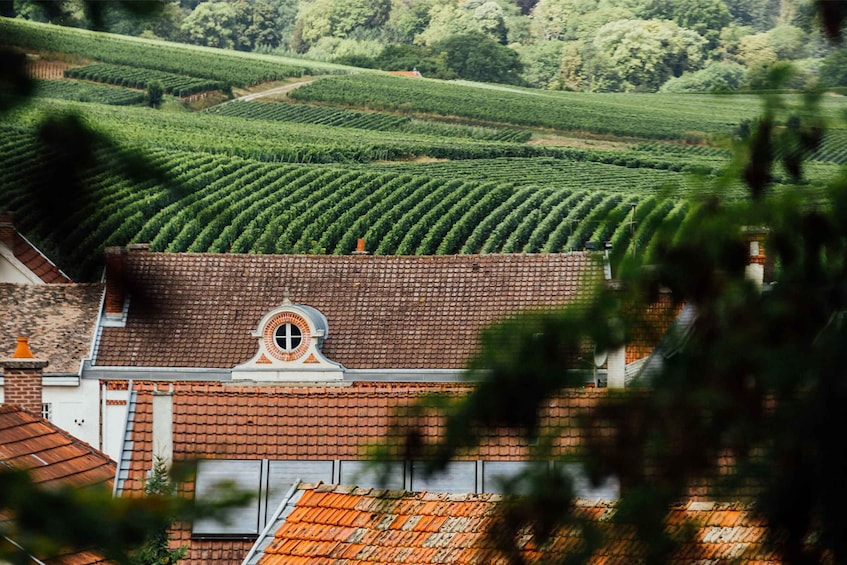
0 404 115 488
43 550 110 565
0 213 72 284
0 283 104 374
121 381 600 496
119 381 601 565
95 251 600 369
256 484 778 564
0 405 115 565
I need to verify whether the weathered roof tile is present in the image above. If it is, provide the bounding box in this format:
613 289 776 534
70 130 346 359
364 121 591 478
0 283 103 374
96 252 600 369
252 484 783 564
0 405 114 488
0 213 72 284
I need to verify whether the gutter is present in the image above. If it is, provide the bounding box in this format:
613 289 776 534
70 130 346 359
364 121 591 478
112 379 134 497
2 535 47 565
81 280 107 372
82 362 232 382
82 363 598 385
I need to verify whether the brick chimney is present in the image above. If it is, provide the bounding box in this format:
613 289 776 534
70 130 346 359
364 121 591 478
0 211 15 249
104 246 127 317
2 337 47 415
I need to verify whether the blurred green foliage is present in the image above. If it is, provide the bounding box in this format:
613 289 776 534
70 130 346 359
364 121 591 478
389 8 847 563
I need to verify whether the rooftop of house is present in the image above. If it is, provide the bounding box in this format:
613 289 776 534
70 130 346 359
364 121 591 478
117 380 604 565
0 404 115 488
95 250 602 370
251 483 778 565
0 283 104 374
0 405 115 565
0 212 72 284
119 380 602 495
41 549 109 565
386 70 422 78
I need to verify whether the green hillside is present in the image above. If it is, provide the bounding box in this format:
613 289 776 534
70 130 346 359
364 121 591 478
1 18 844 281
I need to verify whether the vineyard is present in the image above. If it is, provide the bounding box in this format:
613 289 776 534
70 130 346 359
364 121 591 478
65 64 222 97
34 79 145 105
290 74 847 144
0 17 350 86
2 18 846 282
204 101 531 142
11 99 732 168
0 125 716 280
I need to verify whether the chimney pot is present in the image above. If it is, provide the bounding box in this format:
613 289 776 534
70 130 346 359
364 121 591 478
742 227 770 289
13 337 33 359
352 238 369 255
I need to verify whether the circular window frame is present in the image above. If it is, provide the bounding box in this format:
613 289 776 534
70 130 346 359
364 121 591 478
274 323 303 352
263 312 311 362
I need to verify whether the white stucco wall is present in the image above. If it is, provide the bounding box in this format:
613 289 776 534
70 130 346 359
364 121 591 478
102 385 130 461
42 378 101 449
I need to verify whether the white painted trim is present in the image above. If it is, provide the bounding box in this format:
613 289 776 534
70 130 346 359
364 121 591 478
234 303 343 381
0 376 79 386
0 243 44 284
151 384 174 467
84 284 107 370
17 232 71 280
113 380 134 497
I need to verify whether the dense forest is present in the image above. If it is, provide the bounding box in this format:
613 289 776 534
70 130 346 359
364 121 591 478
4 0 846 91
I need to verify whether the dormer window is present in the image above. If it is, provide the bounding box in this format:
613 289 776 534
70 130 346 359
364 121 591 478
274 323 302 351
234 300 343 381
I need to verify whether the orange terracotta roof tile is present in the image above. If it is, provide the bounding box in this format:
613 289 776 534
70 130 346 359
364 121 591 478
96 251 601 369
42 549 110 565
0 283 103 374
253 486 783 565
119 380 602 498
119 381 603 565
0 405 115 565
0 405 115 488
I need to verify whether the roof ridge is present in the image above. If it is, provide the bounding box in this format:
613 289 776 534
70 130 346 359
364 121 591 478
126 250 590 259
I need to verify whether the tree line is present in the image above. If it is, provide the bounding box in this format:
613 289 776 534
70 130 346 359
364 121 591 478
3 0 847 91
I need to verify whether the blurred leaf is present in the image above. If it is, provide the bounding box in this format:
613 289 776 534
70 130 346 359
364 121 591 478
0 48 35 114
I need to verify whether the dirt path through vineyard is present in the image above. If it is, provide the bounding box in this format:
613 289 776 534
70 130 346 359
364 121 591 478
235 79 317 102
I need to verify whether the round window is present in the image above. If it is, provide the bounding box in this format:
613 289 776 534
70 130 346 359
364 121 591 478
263 311 311 362
274 322 302 351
